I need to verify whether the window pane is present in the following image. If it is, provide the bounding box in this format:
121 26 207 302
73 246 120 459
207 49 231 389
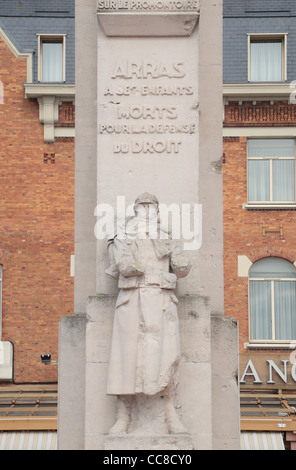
250 258 296 279
42 41 63 82
273 159 295 201
248 160 270 201
248 140 295 203
274 281 296 340
248 139 294 158
250 40 282 81
250 280 272 340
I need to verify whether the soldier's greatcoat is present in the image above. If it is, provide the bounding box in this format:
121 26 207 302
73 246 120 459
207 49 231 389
106 219 190 396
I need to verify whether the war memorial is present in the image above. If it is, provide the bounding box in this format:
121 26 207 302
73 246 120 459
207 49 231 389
57 0 240 451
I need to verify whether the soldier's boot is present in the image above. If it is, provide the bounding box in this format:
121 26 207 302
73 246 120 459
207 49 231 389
164 392 188 434
109 395 131 434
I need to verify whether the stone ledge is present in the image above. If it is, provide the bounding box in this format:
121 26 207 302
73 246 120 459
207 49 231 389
97 12 199 37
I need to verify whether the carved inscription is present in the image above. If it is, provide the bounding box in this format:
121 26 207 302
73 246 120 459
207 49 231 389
99 123 196 134
111 60 185 79
97 0 199 11
114 140 182 154
99 59 198 155
117 105 178 119
104 85 193 96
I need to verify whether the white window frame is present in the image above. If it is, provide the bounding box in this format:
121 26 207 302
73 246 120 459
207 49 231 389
248 33 288 82
247 138 296 207
248 261 296 346
0 266 2 340
37 34 66 83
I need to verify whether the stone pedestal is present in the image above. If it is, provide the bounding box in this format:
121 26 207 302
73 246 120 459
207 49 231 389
58 294 240 450
57 0 240 450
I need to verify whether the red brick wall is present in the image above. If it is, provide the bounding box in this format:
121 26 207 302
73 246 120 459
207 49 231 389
223 103 296 353
0 37 74 383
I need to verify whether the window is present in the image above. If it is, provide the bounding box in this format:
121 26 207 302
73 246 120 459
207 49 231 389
38 35 66 82
249 258 296 343
247 139 295 204
248 34 287 82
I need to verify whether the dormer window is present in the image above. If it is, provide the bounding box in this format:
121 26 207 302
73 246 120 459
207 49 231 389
248 34 287 82
37 34 66 82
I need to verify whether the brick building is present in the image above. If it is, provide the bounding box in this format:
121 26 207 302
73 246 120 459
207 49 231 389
223 0 296 450
0 1 75 447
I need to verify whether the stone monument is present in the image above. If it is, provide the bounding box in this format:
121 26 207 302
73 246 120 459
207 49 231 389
57 0 240 450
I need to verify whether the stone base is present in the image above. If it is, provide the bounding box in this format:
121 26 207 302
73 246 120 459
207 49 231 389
104 433 193 450
58 295 240 450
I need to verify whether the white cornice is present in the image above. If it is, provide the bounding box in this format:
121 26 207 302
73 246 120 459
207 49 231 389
223 83 293 102
24 83 75 100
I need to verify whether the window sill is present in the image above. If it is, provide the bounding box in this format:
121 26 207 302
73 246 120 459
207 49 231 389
24 83 75 99
248 81 287 84
243 203 296 210
245 342 296 350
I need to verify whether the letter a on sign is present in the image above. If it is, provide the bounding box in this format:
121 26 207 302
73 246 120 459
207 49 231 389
240 359 262 384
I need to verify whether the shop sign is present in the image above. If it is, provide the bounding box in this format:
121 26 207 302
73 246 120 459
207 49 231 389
240 353 296 389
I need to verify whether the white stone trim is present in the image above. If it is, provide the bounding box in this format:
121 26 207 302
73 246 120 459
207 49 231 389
54 127 75 139
223 83 292 102
24 83 75 99
243 203 296 210
0 27 33 82
245 341 294 349
70 255 75 277
0 341 13 380
223 127 296 138
238 255 252 278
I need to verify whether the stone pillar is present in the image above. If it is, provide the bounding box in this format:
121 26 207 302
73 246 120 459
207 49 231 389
58 0 240 450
